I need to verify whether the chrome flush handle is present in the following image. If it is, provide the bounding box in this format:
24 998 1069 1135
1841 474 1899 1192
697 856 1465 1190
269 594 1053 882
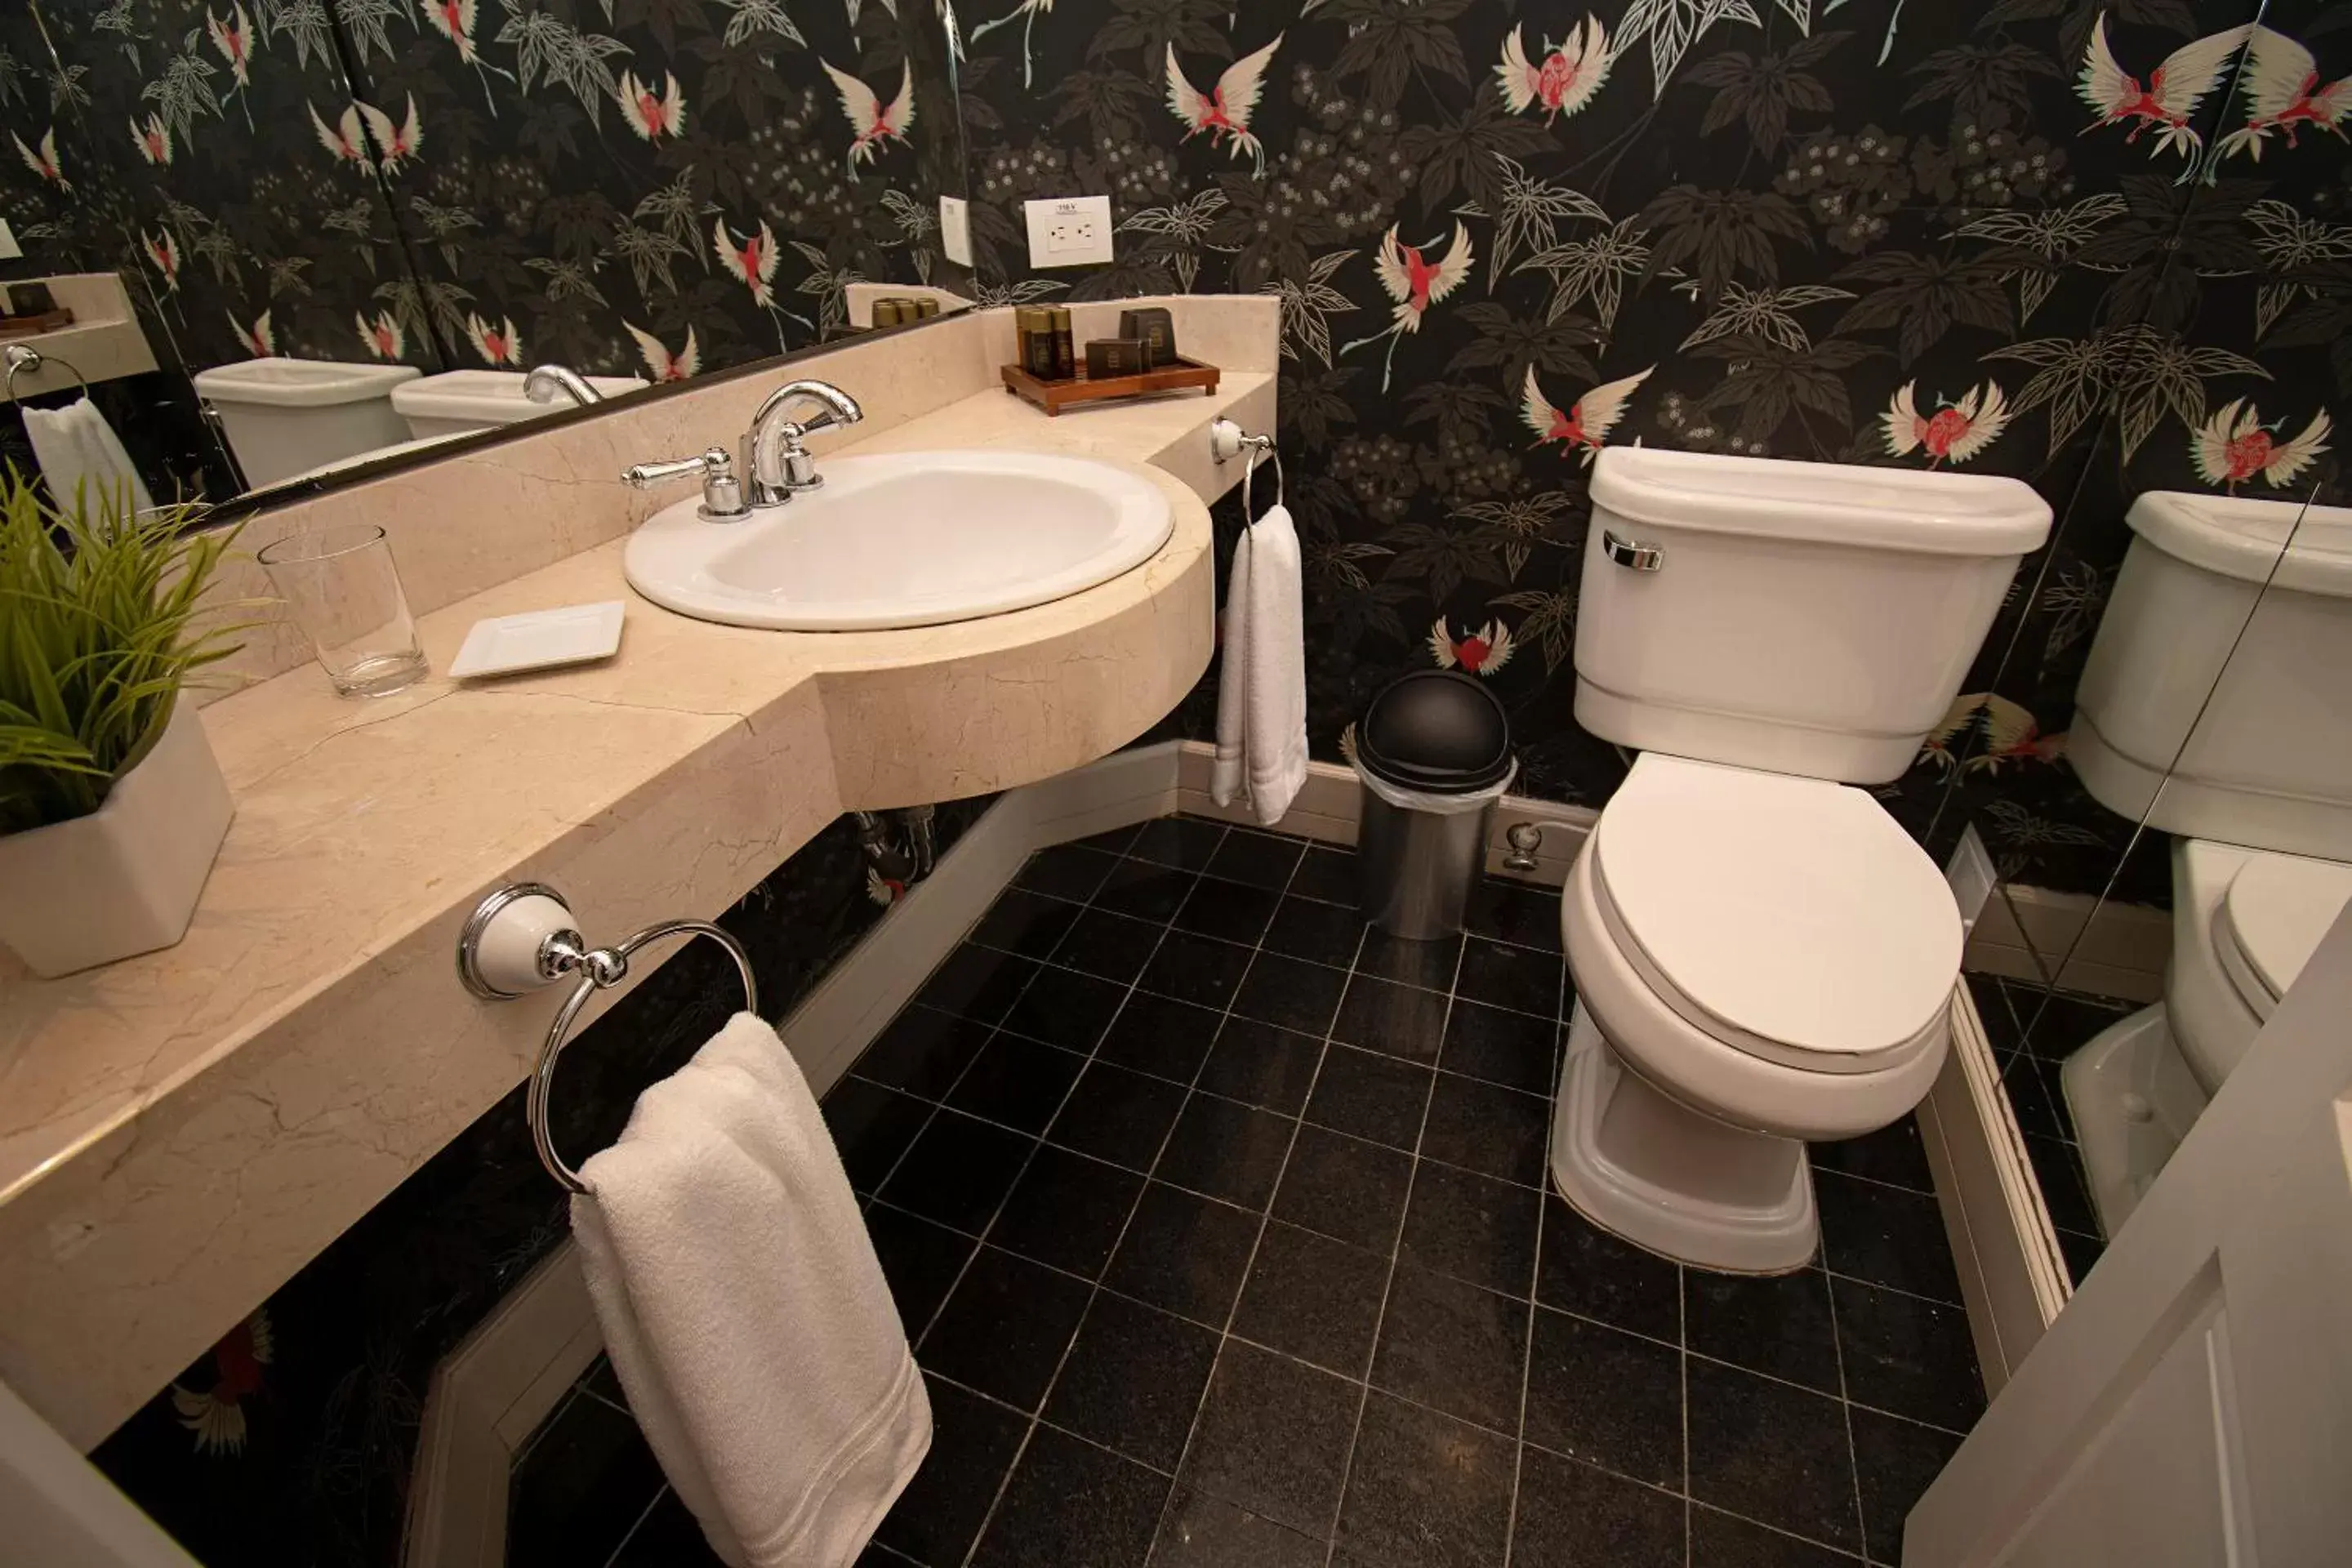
1601 531 1664 572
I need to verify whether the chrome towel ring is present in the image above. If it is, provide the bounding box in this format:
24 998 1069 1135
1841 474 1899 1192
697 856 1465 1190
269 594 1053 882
457 881 760 1194
3 341 91 404
1209 416 1285 526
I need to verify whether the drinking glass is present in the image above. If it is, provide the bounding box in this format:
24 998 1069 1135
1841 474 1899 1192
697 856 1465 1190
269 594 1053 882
256 523 428 697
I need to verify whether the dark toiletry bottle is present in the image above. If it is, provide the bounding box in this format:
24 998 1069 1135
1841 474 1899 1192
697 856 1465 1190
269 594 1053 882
1049 307 1076 379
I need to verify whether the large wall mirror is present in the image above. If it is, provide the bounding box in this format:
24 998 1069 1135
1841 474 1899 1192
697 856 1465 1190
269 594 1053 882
0 0 967 516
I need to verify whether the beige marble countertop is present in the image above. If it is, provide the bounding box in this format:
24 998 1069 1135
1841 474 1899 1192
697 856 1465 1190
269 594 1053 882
0 344 1269 1446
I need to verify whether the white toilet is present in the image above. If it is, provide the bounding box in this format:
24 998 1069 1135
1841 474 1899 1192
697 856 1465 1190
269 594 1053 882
2060 492 2352 1235
392 369 646 441
1551 448 2052 1273
192 358 421 490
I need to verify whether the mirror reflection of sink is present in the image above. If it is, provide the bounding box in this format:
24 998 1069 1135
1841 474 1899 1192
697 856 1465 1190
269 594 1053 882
623 450 1175 630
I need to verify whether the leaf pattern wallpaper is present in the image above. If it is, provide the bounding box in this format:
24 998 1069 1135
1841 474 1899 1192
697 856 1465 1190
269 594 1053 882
33 4 2352 1562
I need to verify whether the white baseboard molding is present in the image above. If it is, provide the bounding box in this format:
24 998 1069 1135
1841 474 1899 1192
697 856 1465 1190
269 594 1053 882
1966 882 2167 1004
1920 983 2072 1399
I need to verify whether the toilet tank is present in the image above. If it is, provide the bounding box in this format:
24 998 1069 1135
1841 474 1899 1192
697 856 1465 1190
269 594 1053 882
1573 449 2052 783
2069 491 2352 859
192 358 420 489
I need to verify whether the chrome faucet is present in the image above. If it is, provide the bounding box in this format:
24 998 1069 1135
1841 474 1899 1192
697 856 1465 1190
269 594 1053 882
523 363 602 408
620 376 862 522
744 379 863 505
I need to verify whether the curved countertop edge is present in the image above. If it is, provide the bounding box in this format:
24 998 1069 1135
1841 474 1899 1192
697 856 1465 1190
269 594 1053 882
0 386 1245 1446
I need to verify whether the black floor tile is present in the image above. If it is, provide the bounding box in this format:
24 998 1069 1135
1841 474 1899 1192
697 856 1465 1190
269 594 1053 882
1175 876 1282 945
1536 1196 1683 1340
1001 964 1129 1054
1524 1305 1685 1487
991 1145 1146 1280
1400 1159 1539 1299
1075 823 1143 854
2000 1053 2065 1141
1139 930 1258 1009
873 1375 1027 1566
2037 1055 2080 1143
1289 844 1361 904
2023 1134 2101 1238
1686 1356 1860 1554
1815 1170 1963 1305
1331 972 1452 1062
920 1246 1092 1413
1232 1219 1391 1378
1333 1391 1516 1568
821 1078 932 1194
1048 1060 1188 1171
1095 857 1200 923
1849 1405 1961 1564
1370 1263 1530 1433
1106 1183 1262 1325
1273 1124 1414 1253
1422 1074 1550 1187
1096 990 1225 1083
1205 826 1307 890
582 1356 628 1413
1052 906 1167 984
917 942 1040 1024
971 887 1084 958
2020 991 2136 1061
970 1425 1171 1568
1044 1291 1221 1471
1688 1506 1862 1566
1685 1268 1842 1398
1152 1486 1327 1567
607 1488 723 1566
1196 1017 1324 1115
1509 1446 1684 1568
880 1110 1035 1233
1355 928 1464 991
1178 1341 1361 1537
947 1032 1085 1133
1014 842 1120 902
1441 1000 1561 1095
1466 880 1563 953
867 1202 978 1336
1157 1094 1297 1211
2056 1225 2105 1286
1807 1117 1935 1195
1130 816 1228 871
506 1387 666 1568
1263 895 1365 969
1306 1044 1434 1151
1230 951 1351 1035
853 1004 996 1098
1830 1276 1984 1432
1963 974 2023 1055
1455 935 1562 1017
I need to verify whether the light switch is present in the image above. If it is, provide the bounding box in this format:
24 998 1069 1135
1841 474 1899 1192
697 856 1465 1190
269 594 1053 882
938 195 972 268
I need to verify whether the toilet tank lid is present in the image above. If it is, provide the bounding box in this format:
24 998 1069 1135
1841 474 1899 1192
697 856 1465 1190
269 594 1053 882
2127 491 2352 597
192 357 421 407
1590 448 2051 556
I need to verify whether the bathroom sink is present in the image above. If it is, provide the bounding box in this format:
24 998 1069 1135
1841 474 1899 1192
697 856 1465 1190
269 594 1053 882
622 449 1174 630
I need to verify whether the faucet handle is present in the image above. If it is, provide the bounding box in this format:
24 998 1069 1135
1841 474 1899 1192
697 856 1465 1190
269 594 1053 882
621 445 747 520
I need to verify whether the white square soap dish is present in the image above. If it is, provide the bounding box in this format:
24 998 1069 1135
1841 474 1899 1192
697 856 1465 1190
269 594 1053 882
448 601 626 679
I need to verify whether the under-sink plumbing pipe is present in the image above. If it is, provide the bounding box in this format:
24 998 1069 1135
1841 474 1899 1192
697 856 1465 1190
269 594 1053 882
1502 822 1545 873
856 806 938 905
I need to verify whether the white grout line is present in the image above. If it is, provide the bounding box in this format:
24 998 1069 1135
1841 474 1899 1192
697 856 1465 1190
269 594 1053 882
598 1486 672 1568
1823 1200 1873 1562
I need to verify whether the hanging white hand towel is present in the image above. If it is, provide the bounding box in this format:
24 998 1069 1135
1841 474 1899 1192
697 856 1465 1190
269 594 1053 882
572 1013 930 1568
1210 501 1310 826
21 398 155 519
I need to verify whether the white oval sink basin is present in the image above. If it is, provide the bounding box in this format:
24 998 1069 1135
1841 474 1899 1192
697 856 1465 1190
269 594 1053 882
624 449 1174 630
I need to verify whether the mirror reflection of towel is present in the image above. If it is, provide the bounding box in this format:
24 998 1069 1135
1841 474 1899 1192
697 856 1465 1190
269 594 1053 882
21 397 156 520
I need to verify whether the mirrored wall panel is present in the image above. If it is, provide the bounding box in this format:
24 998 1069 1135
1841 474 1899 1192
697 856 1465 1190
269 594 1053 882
0 1 965 510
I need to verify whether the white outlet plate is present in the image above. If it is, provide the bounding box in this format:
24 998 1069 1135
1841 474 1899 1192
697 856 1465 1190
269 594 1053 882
0 219 20 261
938 194 972 268
1023 194 1114 270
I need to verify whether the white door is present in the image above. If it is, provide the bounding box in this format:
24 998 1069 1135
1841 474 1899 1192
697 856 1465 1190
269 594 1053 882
1905 907 2352 1566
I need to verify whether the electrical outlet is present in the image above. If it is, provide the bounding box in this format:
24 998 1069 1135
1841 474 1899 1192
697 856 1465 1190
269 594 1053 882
1023 194 1115 269
938 194 972 268
0 220 20 261
1946 822 1998 934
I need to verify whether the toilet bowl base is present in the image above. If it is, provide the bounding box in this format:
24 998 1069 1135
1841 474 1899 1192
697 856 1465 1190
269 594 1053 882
1551 1002 1819 1274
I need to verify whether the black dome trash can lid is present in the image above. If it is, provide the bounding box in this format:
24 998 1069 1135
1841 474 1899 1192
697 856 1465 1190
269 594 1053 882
1357 670 1513 795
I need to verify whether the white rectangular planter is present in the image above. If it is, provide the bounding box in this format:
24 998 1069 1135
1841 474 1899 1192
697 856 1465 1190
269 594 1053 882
0 703 234 978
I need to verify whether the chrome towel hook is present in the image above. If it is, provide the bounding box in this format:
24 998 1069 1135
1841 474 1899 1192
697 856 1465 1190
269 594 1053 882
457 881 760 1194
1209 416 1283 524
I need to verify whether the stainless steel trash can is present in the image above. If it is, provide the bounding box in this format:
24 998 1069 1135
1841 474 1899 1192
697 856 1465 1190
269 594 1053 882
1355 670 1514 940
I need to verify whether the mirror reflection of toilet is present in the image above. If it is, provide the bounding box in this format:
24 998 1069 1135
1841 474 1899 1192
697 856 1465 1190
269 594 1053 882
1553 448 2052 1273
2060 492 2352 1233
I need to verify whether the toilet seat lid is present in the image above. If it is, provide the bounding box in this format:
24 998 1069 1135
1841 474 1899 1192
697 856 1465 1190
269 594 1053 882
2215 851 2352 1017
1592 755 1962 1066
